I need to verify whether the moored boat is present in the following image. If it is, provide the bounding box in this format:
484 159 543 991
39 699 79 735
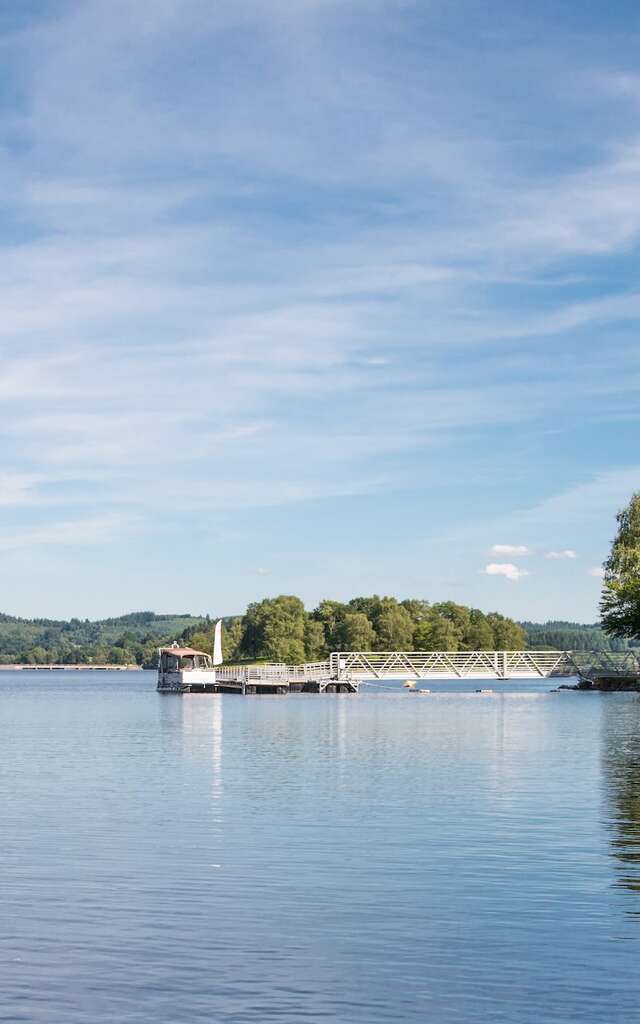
157 645 218 692
157 621 223 693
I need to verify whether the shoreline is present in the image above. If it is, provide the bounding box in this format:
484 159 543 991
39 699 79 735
0 664 144 671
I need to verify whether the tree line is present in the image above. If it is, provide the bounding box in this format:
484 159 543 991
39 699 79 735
185 596 527 664
0 612 205 667
522 621 632 652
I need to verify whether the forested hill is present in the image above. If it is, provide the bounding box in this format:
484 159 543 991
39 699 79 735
0 600 630 668
0 612 207 667
521 621 633 652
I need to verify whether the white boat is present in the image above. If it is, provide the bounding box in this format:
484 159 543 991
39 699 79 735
157 621 223 693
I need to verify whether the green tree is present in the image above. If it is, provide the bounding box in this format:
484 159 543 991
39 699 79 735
601 493 640 639
432 602 471 641
304 619 326 660
187 630 211 653
487 613 527 650
336 611 376 651
30 645 48 664
240 596 306 663
414 611 460 651
462 609 495 650
374 599 414 650
348 595 384 623
223 617 243 661
400 599 431 624
347 595 414 649
312 600 350 651
109 646 129 665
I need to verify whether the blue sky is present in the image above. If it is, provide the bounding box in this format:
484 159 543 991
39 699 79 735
0 0 638 621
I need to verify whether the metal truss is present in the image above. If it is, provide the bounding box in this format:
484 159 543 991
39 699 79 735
215 650 640 685
329 650 575 680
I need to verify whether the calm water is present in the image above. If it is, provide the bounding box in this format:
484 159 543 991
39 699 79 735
2 672 640 1023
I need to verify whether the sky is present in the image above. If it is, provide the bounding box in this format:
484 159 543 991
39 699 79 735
0 0 639 622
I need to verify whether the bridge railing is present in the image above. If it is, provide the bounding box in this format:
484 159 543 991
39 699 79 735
214 651 640 685
329 650 575 680
563 650 640 679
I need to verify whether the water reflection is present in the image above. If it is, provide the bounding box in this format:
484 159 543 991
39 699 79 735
179 695 224 803
601 696 640 900
7 676 640 1023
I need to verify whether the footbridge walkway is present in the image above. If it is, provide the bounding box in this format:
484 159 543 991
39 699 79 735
330 650 640 681
216 650 640 688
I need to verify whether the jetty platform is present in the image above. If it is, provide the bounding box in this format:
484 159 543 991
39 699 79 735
178 662 359 695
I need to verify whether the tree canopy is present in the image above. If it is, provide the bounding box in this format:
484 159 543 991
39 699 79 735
182 594 528 662
601 492 640 640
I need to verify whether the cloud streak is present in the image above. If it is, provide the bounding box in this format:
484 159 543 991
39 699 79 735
0 0 637 618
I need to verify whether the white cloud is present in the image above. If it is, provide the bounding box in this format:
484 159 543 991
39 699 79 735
546 549 577 560
491 544 530 556
588 567 605 578
482 563 530 582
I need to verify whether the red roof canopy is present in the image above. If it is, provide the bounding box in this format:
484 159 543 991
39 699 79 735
160 647 210 658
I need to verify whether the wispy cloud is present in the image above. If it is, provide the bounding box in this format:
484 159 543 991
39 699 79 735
0 0 637 617
0 516 127 551
546 550 577 560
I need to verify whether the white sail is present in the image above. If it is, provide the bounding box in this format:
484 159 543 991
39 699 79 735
213 619 223 665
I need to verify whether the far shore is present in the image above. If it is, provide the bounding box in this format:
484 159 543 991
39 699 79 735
0 664 144 671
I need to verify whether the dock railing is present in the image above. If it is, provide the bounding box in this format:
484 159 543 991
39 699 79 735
214 661 331 683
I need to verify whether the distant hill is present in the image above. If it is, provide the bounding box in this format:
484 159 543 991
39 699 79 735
0 612 208 667
520 620 633 652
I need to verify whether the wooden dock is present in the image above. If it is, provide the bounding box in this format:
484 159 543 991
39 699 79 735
173 663 359 695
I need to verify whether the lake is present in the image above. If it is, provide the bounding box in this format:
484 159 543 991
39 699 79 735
1 671 639 1023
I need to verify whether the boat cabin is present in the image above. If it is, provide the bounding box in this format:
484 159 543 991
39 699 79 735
159 646 213 673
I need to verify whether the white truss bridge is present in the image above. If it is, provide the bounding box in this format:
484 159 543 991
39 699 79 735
328 650 640 681
327 650 571 680
212 650 640 689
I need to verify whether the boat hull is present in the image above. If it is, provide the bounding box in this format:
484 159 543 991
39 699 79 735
157 669 217 693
